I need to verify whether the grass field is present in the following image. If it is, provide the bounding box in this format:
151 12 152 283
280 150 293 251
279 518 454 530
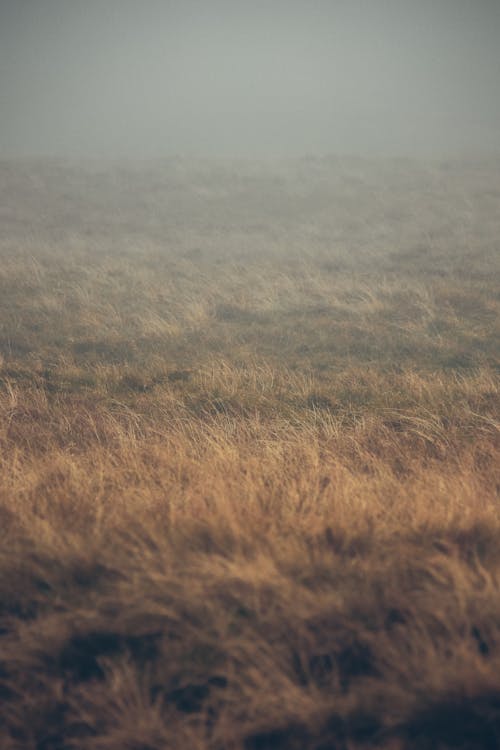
0 156 499 749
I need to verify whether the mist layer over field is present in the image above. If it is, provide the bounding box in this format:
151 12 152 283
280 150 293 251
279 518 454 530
1 0 500 159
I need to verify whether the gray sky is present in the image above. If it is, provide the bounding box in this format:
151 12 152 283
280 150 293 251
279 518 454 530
1 0 500 158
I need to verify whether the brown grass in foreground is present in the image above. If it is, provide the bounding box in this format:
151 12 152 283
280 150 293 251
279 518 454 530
0 157 499 749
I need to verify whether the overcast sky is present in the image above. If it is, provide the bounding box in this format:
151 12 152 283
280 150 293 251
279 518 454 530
1 0 500 159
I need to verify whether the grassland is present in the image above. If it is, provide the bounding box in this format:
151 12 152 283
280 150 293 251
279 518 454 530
0 156 499 749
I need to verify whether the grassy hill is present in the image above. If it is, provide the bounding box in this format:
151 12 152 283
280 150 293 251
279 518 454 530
0 157 499 749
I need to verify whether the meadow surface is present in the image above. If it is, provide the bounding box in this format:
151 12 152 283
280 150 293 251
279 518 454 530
0 157 499 749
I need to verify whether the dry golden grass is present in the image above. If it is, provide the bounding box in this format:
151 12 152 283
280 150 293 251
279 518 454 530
0 157 499 749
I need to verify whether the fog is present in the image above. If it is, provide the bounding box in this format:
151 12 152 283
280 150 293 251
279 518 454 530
1 0 500 159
